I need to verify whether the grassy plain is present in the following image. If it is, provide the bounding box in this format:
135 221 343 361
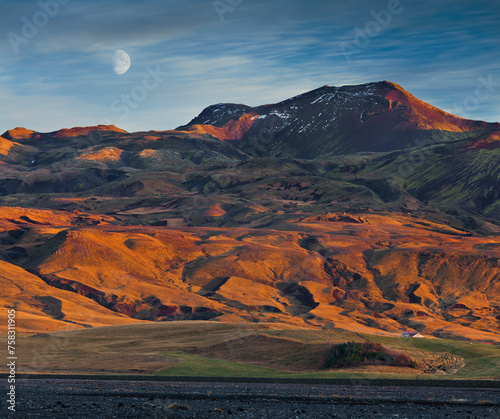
4 321 498 380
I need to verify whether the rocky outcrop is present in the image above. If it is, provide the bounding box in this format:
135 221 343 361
415 351 466 375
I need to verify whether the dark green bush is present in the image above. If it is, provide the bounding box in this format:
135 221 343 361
318 341 415 369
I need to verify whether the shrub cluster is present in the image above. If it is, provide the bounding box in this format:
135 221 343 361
318 341 415 369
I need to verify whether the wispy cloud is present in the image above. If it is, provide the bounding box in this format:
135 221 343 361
1 0 499 133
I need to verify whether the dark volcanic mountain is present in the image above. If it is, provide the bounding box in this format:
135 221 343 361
1 82 500 343
180 81 500 158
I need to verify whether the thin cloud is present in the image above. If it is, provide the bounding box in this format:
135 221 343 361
1 0 499 132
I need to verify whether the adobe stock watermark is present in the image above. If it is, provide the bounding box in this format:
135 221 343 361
449 75 499 119
341 0 412 62
29 274 133 372
30 325 71 372
110 64 168 121
7 309 17 412
7 0 70 54
392 136 440 181
240 114 282 156
213 0 244 22
392 74 499 182
85 64 167 154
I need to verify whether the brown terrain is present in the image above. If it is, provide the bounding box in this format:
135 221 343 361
2 209 499 342
1 81 499 348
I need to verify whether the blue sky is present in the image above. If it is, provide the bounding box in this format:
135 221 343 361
1 0 499 133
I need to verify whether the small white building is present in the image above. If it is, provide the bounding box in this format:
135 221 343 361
401 331 424 338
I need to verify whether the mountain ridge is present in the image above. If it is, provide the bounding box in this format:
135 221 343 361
1 81 499 341
5 81 499 153
180 81 500 158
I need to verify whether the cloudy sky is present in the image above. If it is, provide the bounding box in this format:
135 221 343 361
1 0 499 133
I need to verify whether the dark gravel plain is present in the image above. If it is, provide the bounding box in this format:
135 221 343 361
8 377 500 418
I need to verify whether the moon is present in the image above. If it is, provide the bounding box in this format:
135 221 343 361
113 50 131 75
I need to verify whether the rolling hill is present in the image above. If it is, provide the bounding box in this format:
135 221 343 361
1 82 499 343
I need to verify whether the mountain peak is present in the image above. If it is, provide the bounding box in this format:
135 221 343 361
52 125 127 138
182 81 500 158
2 125 127 142
380 80 405 90
2 127 35 140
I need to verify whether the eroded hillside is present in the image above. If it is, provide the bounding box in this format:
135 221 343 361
1 207 499 341
1 82 500 341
